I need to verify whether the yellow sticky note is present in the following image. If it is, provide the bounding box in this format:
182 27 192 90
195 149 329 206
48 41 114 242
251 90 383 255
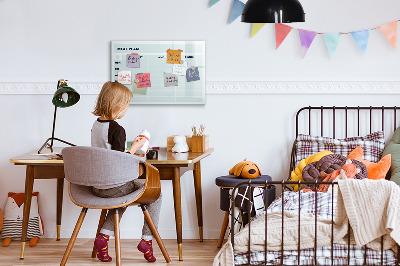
166 49 183 64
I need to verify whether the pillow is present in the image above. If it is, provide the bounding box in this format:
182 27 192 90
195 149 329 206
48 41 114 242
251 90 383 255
289 150 333 191
348 146 391 180
295 131 385 166
382 126 400 184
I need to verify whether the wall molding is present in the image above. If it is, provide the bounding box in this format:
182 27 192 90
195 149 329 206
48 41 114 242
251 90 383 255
1 81 400 95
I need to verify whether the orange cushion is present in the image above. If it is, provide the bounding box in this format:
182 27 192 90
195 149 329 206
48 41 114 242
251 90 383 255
347 146 391 180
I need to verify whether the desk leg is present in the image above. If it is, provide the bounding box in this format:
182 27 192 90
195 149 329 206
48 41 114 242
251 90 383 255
193 161 203 242
56 178 64 241
172 167 183 261
20 165 35 259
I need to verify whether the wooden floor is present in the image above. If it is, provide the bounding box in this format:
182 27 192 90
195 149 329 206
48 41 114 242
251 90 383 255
0 239 221 265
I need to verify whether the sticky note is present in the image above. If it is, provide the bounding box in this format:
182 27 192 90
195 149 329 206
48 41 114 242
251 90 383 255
164 73 178 87
118 70 132 84
126 53 140 68
136 73 151 88
186 67 200 82
166 49 183 64
132 82 147 95
173 61 188 76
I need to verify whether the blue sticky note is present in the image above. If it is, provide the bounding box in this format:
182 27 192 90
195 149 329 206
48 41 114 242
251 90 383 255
186 67 200 82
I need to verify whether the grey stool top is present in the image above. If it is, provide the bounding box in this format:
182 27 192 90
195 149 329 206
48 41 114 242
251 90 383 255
215 175 272 188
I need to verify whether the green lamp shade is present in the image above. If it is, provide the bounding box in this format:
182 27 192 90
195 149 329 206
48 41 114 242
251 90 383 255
52 84 80 108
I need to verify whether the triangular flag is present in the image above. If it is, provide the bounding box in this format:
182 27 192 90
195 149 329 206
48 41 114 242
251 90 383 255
298 29 317 58
275 23 293 49
351 29 370 55
378 21 398 50
229 0 245 24
209 0 220 7
251 23 266 38
323 33 341 58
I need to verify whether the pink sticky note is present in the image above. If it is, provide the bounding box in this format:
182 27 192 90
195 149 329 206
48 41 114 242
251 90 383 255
136 73 151 88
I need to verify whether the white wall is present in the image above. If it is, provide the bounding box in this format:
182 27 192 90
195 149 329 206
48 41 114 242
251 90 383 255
1 0 400 239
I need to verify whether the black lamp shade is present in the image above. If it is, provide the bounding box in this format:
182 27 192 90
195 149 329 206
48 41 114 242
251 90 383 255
242 0 305 23
52 84 80 108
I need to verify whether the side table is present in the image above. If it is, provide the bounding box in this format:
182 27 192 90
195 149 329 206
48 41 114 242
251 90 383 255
215 175 275 248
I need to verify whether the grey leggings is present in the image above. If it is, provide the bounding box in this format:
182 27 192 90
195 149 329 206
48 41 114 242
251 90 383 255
92 180 162 240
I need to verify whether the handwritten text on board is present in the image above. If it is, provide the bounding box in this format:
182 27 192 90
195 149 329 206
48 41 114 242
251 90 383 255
166 49 183 64
164 73 178 87
118 70 132 84
186 67 200 82
126 53 140 68
136 73 151 88
173 62 187 76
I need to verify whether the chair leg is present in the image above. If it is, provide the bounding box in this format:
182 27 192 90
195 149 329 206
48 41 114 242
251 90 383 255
217 211 230 248
60 208 88 266
141 205 171 263
114 209 121 266
91 209 108 258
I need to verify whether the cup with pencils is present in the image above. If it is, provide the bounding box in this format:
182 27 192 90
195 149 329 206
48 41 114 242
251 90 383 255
191 124 209 152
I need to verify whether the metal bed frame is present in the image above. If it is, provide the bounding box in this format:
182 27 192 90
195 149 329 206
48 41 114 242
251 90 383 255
230 106 400 266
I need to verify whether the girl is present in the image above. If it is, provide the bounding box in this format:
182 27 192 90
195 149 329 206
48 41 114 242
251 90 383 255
91 81 162 263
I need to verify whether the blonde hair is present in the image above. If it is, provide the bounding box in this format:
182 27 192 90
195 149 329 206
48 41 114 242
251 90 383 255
93 82 133 120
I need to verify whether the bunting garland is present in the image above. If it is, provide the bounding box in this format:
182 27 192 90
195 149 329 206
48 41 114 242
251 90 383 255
208 1 399 58
229 0 245 24
275 23 293 49
378 21 398 50
323 33 341 58
298 30 317 58
351 29 370 55
209 0 220 8
251 23 266 38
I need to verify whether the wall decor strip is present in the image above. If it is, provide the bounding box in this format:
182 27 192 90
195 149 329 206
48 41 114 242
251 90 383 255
0 82 399 95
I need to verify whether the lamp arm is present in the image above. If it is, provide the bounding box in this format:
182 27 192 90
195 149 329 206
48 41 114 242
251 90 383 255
50 105 57 148
50 79 61 148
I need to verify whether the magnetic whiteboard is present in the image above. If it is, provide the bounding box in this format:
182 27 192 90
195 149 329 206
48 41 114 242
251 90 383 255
111 41 205 104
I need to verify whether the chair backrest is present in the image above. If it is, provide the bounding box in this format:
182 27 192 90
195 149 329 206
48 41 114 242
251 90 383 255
62 146 145 187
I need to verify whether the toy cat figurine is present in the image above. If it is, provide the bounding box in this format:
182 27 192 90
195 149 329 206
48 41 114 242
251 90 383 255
172 135 189 153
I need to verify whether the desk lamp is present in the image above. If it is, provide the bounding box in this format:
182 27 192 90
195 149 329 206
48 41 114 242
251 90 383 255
241 0 305 23
38 79 80 154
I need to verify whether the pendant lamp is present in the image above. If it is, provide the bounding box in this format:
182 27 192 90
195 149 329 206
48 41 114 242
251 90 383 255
242 0 305 23
38 79 80 154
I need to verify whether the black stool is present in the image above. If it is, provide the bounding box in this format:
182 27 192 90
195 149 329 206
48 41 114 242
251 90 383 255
215 175 275 248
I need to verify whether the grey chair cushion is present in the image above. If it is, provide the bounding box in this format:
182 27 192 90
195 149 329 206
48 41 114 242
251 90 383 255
69 180 145 208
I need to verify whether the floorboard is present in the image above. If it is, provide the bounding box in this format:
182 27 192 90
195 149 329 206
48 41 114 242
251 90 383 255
0 239 222 265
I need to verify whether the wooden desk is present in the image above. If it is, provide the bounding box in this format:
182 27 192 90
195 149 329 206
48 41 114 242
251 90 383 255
10 147 213 261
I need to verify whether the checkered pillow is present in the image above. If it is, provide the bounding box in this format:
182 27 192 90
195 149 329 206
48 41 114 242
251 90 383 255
294 131 385 166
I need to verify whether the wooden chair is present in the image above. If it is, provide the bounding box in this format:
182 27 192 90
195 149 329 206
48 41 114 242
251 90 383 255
60 146 171 265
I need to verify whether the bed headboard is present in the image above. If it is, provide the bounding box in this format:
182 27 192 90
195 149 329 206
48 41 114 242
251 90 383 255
290 106 400 179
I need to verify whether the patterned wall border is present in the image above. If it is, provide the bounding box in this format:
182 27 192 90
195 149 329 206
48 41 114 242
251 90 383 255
0 81 399 95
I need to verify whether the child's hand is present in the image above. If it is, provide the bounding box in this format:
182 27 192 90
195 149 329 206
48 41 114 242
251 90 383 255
129 137 147 155
134 149 149 157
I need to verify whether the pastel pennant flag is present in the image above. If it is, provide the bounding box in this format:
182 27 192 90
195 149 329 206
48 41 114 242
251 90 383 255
251 23 266 38
229 0 245 24
275 23 293 49
351 29 370 55
323 33 341 58
298 29 317 58
378 21 398 50
209 0 220 7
